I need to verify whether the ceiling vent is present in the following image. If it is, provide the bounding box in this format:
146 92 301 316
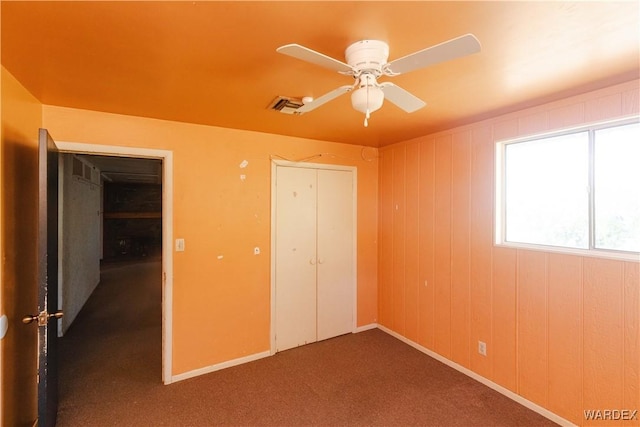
268 96 305 115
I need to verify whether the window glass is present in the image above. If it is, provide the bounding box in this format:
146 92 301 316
504 132 589 248
594 122 640 252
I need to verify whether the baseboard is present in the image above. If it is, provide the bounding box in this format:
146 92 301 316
171 325 378 383
354 322 378 333
170 350 271 384
377 325 577 427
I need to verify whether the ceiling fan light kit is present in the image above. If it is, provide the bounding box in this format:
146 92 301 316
351 84 384 114
351 74 385 127
276 34 481 126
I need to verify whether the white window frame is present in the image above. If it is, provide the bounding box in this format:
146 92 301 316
495 116 640 262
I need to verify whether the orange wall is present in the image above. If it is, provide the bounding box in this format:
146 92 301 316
378 79 640 426
41 104 379 375
0 67 42 426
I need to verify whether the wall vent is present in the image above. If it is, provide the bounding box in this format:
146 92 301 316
72 157 84 177
72 155 100 185
267 96 304 115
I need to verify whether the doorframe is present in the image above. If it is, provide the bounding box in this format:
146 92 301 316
270 160 358 355
54 141 174 384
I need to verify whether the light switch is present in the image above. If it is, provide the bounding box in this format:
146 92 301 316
175 238 185 252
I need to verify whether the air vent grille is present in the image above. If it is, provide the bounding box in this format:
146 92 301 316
71 155 100 185
267 96 304 115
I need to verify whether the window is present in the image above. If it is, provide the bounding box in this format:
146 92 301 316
496 118 640 258
594 123 640 252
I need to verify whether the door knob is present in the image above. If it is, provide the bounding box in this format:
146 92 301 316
22 310 64 326
22 315 36 324
309 258 316 265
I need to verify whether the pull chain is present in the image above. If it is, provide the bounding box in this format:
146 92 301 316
364 83 370 127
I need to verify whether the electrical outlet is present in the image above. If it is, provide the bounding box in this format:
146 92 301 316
478 341 487 356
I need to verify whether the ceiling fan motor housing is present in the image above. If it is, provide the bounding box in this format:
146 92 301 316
345 40 389 76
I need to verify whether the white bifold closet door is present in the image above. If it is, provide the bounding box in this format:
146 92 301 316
275 165 354 352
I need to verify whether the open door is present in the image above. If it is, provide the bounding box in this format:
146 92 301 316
22 129 62 426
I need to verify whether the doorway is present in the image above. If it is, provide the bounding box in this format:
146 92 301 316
54 141 173 384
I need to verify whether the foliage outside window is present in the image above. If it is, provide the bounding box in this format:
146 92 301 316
496 118 640 259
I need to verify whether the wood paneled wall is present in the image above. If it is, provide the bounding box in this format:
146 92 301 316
378 80 639 426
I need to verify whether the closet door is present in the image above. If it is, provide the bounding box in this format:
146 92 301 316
274 166 318 352
316 169 354 341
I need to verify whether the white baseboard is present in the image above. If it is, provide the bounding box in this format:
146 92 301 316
171 325 379 383
377 325 576 427
354 323 378 333
170 350 271 384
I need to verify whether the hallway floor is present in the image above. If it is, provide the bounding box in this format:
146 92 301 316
58 260 163 425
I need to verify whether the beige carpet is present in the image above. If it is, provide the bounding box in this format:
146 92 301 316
58 260 558 426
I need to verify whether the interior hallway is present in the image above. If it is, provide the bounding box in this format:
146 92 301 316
58 260 557 426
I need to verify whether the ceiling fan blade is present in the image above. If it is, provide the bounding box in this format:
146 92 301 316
277 44 353 74
297 85 353 113
379 82 426 113
385 34 481 75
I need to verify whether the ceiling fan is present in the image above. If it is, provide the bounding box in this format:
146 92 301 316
276 34 481 126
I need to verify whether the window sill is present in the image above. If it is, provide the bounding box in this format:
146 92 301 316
495 241 640 263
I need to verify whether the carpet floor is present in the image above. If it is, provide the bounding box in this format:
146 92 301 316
58 260 558 426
